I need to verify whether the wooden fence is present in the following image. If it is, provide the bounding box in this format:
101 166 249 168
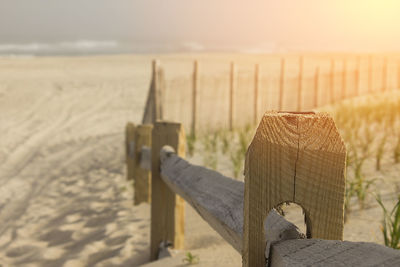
142 55 400 135
126 111 400 266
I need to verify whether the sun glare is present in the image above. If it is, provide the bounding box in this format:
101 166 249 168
341 1 399 28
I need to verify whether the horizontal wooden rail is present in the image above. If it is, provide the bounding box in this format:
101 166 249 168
271 238 400 266
160 146 303 254
159 146 400 266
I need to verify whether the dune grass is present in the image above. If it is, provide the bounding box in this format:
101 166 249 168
187 91 400 229
182 251 199 265
324 92 400 216
376 194 400 249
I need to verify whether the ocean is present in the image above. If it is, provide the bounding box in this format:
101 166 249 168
0 40 282 57
0 40 139 56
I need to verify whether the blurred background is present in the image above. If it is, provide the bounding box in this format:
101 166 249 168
1 1 400 266
2 0 400 55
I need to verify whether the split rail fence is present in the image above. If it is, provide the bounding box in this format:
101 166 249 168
126 111 400 267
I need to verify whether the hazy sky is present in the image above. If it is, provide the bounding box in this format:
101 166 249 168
1 0 400 52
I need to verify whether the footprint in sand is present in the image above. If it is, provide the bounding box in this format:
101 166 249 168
105 235 131 247
39 229 74 246
6 245 39 258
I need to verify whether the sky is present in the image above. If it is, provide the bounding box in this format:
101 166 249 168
1 0 400 53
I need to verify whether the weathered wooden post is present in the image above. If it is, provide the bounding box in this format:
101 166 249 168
297 56 304 111
125 122 135 181
156 62 165 120
254 63 259 124
329 59 335 103
382 57 388 92
355 56 360 97
279 58 285 111
368 55 373 93
229 62 236 130
398 60 400 90
191 60 198 137
342 59 347 100
133 124 153 205
243 111 346 267
142 60 164 124
150 121 186 260
313 66 319 108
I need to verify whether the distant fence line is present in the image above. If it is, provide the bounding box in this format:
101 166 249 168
142 55 400 135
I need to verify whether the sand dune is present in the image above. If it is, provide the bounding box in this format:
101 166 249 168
0 55 243 267
0 55 151 266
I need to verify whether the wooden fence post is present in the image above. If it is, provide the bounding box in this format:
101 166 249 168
313 66 319 108
398 60 400 90
133 124 153 205
355 56 360 97
254 63 259 125
191 60 198 137
151 121 186 260
368 55 373 93
243 112 346 267
342 59 347 100
297 56 304 111
156 61 165 120
382 57 388 92
125 122 135 181
142 60 164 124
229 62 236 130
329 59 335 103
279 58 285 110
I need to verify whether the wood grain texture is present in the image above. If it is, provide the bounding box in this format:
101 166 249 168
133 124 153 205
159 148 303 254
270 239 400 267
150 121 185 260
243 111 346 267
125 122 135 181
296 113 346 239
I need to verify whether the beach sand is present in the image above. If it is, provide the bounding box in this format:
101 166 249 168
0 55 398 267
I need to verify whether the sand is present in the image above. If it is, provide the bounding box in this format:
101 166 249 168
0 54 398 267
0 54 242 267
